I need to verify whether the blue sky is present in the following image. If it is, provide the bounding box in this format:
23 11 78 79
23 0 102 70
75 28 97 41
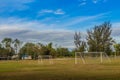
0 0 120 48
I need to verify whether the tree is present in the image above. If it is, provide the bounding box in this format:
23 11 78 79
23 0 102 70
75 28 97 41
47 43 57 57
19 42 44 59
13 39 21 55
2 38 12 48
1 38 14 57
87 22 114 55
74 32 86 52
56 47 70 57
74 32 81 49
19 42 36 59
114 43 120 56
39 42 56 57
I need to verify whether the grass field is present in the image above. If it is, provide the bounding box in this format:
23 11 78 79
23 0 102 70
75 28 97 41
0 58 120 80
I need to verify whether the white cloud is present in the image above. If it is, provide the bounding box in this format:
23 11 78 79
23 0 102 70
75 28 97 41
0 17 56 30
112 22 120 37
0 16 89 49
0 17 74 48
0 13 119 48
0 0 34 12
39 9 53 13
92 0 107 4
79 0 86 6
0 25 75 48
60 12 108 27
54 9 65 15
111 22 120 43
79 2 86 6
92 0 99 4
39 9 65 15
78 0 107 6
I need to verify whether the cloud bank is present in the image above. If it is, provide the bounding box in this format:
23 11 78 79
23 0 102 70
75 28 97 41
0 13 120 49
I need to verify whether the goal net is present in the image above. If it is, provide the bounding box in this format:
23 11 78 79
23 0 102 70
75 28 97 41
38 55 53 64
75 52 111 64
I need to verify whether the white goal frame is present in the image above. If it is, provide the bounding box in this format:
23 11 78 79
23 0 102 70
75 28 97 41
75 52 111 64
38 55 53 64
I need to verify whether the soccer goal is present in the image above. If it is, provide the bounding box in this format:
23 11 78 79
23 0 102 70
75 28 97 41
75 52 111 64
38 55 53 64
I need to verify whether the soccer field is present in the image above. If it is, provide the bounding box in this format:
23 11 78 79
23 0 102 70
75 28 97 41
0 58 120 80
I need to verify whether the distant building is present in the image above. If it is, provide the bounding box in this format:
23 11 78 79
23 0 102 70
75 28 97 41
0 56 11 60
22 54 32 60
11 54 19 60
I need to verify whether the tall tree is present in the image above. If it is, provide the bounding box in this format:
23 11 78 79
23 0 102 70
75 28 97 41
2 38 12 48
87 22 114 55
1 38 14 56
13 39 21 54
19 42 36 59
74 32 81 49
74 32 86 52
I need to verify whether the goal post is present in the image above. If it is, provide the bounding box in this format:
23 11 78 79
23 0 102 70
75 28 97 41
75 52 86 64
38 55 53 64
75 52 111 64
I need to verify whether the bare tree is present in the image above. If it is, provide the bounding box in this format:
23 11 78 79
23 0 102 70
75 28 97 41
74 32 86 52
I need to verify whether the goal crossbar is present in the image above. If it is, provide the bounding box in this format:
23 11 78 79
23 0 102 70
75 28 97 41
75 52 111 64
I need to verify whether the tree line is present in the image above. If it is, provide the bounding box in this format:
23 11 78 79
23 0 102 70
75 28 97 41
0 21 120 60
0 38 72 59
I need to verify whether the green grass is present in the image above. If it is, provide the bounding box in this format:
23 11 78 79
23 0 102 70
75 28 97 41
0 58 120 80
